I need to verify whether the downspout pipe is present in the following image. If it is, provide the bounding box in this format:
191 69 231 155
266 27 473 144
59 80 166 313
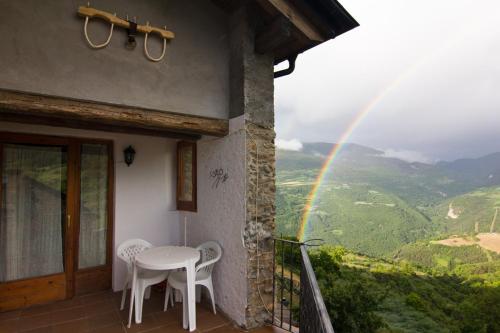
274 55 298 79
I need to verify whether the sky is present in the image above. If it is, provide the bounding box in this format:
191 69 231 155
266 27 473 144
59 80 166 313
274 0 500 162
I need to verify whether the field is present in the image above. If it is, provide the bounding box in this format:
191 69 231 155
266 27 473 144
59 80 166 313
433 233 500 254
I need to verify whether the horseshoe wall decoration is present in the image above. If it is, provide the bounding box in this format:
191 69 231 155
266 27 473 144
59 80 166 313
143 22 167 62
77 3 175 62
84 14 115 49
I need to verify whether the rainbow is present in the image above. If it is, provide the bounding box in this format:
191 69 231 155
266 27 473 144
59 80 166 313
296 65 420 241
295 23 475 241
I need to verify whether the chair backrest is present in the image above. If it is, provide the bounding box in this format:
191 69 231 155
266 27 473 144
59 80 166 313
117 239 153 273
196 241 222 276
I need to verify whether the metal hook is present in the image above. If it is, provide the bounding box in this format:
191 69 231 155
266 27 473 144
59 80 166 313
125 14 137 50
143 22 167 62
83 14 114 49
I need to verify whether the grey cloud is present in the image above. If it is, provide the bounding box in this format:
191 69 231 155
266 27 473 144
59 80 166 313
275 0 500 161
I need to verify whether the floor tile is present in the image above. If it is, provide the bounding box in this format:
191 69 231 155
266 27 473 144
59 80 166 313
123 314 161 333
79 291 113 306
145 325 187 333
208 324 245 332
22 326 53 333
152 309 182 327
51 319 89 333
0 319 19 333
17 313 53 332
20 304 52 318
50 298 83 312
0 310 20 322
1 290 255 333
84 300 116 317
50 306 86 324
194 306 229 332
87 311 121 331
88 322 126 333
250 326 289 333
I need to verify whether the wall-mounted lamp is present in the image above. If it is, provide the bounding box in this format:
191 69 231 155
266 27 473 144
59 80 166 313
123 146 136 167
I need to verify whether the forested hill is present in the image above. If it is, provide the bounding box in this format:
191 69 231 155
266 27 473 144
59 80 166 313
277 142 500 206
276 142 500 248
275 142 500 332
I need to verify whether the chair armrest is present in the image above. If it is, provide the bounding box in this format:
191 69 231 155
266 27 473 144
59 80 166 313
195 258 219 273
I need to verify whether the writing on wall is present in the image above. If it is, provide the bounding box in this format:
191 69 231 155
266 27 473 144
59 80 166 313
210 168 228 189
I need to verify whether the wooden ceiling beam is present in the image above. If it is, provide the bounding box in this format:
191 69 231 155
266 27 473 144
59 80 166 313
256 0 325 43
0 89 228 138
255 16 293 54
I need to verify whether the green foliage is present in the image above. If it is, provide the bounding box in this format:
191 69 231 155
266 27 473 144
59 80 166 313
275 143 500 332
308 247 386 333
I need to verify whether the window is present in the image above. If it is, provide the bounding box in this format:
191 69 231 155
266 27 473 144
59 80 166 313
177 141 197 211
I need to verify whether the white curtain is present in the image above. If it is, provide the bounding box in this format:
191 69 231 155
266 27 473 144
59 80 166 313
78 144 108 269
0 144 65 282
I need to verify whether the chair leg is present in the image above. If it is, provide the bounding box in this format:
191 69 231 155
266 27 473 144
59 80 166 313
145 286 151 299
170 288 174 307
120 279 129 311
164 286 170 311
207 280 216 314
135 283 146 324
181 287 188 330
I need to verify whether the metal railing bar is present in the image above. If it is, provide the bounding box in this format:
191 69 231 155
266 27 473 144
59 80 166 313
272 238 276 325
300 244 335 333
289 242 293 331
280 239 285 328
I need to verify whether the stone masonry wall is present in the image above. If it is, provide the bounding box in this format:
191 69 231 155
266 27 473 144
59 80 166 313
229 4 276 329
244 122 276 328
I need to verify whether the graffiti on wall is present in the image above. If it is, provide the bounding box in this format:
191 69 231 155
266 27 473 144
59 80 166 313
210 168 228 189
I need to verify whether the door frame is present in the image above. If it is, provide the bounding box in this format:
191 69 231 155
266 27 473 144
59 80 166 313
73 138 114 296
0 132 114 311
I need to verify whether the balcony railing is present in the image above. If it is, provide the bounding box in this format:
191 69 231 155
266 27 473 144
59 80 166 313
272 238 335 333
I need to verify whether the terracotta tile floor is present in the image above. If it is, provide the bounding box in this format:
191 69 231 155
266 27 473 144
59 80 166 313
0 290 286 333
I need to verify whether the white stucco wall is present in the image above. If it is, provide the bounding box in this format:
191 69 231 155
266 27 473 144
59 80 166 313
0 122 181 290
0 0 230 119
184 116 247 326
0 119 249 325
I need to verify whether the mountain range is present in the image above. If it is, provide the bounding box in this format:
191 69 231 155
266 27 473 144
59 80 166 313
276 142 500 256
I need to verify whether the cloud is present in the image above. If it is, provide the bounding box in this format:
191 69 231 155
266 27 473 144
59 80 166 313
276 138 303 151
382 149 435 164
274 0 500 160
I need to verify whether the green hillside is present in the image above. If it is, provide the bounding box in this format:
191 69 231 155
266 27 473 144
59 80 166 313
275 142 500 332
277 143 500 207
297 182 433 257
427 186 500 235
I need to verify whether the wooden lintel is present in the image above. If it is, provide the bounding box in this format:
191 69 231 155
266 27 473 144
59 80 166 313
0 89 228 138
257 0 325 42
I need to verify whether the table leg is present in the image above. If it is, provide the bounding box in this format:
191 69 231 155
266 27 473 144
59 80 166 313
128 264 137 328
186 262 196 332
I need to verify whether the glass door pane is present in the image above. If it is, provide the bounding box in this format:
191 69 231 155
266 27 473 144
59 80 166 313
78 144 109 269
0 144 67 282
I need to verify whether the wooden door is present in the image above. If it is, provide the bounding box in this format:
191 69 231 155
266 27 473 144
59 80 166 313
0 133 113 311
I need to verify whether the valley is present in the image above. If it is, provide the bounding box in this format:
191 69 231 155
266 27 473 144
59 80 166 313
275 142 500 332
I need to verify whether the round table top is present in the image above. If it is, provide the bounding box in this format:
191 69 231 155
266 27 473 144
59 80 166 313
135 246 200 270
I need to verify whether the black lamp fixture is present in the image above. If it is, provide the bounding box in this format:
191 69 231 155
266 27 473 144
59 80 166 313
123 145 136 167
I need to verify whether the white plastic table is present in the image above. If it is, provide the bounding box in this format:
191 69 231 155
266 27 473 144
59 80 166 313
127 246 200 331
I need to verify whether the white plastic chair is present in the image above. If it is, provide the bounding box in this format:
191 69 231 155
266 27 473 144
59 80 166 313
165 241 222 320
117 239 171 311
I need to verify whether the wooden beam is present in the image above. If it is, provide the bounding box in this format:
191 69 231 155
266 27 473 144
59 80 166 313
78 6 175 40
0 89 228 137
255 16 293 54
257 0 325 42
0 113 201 140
